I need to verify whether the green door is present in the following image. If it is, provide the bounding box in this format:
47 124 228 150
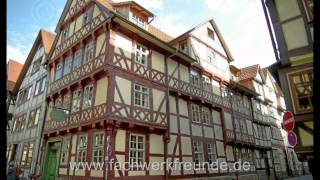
42 142 61 180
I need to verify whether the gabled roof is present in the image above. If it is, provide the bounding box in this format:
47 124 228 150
169 19 234 62
239 64 260 82
7 60 23 92
12 29 55 95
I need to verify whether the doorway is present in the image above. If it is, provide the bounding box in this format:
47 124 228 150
42 141 61 180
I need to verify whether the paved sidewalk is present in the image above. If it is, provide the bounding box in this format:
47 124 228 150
283 175 313 180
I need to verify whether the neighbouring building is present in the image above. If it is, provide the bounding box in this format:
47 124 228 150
40 0 293 179
261 0 313 174
7 59 23 131
6 29 55 176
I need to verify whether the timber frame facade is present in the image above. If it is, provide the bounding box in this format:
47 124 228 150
38 0 301 180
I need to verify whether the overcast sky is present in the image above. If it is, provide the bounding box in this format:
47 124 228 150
7 0 277 68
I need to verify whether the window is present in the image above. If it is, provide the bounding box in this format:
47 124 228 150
31 59 41 74
60 137 71 165
92 132 104 163
62 25 69 41
129 134 145 167
28 108 41 127
73 49 82 69
289 69 313 113
63 56 73 75
63 93 71 111
20 114 27 131
71 89 82 112
193 141 204 165
207 143 216 164
55 62 63 81
77 135 87 162
83 41 95 64
135 44 148 66
234 118 241 132
83 84 94 109
190 70 200 87
131 14 145 28
202 107 210 125
35 76 47 95
20 141 33 167
18 86 32 105
179 41 188 53
208 28 214 40
221 87 229 97
26 86 33 100
134 84 149 108
240 119 247 134
192 104 201 123
202 75 211 92
83 7 93 25
207 49 216 63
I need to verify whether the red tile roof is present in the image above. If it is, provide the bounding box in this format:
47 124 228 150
40 29 56 54
7 59 23 91
239 64 260 81
148 25 174 42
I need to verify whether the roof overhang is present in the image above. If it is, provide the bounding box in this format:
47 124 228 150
229 80 260 97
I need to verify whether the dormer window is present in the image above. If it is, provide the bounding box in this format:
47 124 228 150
83 7 93 26
179 41 188 53
131 14 145 29
208 28 214 40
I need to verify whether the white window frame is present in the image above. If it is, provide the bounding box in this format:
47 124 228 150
92 132 104 163
60 137 71 165
134 84 149 108
73 49 82 70
202 107 210 125
82 84 94 109
71 89 81 112
190 70 200 87
193 141 204 165
83 41 95 64
191 104 201 123
77 134 87 162
63 56 73 75
135 44 148 66
207 143 216 164
55 62 63 81
129 134 145 167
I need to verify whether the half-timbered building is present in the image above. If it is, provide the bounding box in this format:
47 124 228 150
40 0 295 179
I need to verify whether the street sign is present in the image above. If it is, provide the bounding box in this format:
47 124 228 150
288 131 297 147
282 111 295 131
50 108 67 122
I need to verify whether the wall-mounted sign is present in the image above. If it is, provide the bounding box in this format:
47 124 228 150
288 131 298 147
50 108 67 122
282 111 295 131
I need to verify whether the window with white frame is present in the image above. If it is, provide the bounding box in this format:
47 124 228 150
20 141 34 167
179 41 188 53
202 75 212 92
83 41 95 64
240 119 247 134
63 56 73 75
202 107 210 125
207 49 216 63
77 135 87 162
131 14 145 28
207 143 216 164
92 132 104 163
190 70 200 87
83 84 94 109
134 84 149 108
35 76 47 95
83 7 93 25
129 134 145 167
55 62 63 81
73 49 82 70
193 141 204 165
31 59 41 74
62 26 69 41
71 89 81 112
28 107 41 127
191 104 201 123
60 137 71 165
135 44 148 66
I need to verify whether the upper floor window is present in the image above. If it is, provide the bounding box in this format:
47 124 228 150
221 87 229 97
289 69 313 113
207 143 216 164
193 141 204 165
73 49 83 70
83 84 94 109
190 70 200 87
31 59 41 74
207 49 216 63
92 132 104 163
71 89 82 112
60 137 71 165
54 62 63 81
135 44 148 66
63 93 71 112
18 86 32 105
129 134 145 167
179 41 188 53
134 84 149 108
28 107 41 128
131 14 145 29
62 26 69 41
77 134 87 162
83 41 95 64
34 76 47 95
63 56 73 75
202 75 211 92
83 7 93 26
208 28 214 40
202 107 210 125
191 104 201 123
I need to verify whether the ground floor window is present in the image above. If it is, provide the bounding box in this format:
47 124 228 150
193 141 204 165
92 132 104 163
77 134 87 162
60 137 71 165
20 141 34 167
129 134 145 167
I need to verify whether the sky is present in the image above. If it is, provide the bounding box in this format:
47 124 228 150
7 0 277 68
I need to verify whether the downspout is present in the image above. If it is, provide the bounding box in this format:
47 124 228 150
164 47 178 180
147 15 155 24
